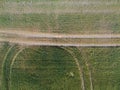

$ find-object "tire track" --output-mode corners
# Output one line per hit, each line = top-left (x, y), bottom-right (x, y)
(61, 47), (85, 90)
(2, 45), (15, 90)
(77, 48), (94, 90)
(9, 48), (24, 89)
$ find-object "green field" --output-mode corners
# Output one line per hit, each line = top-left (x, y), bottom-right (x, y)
(0, 43), (120, 90)
(0, 0), (120, 90)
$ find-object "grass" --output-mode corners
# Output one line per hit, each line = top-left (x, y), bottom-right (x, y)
(10, 46), (80, 90)
(1, 44), (20, 90)
(0, 13), (120, 33)
(0, 0), (120, 34)
(0, 0), (120, 90)
(0, 43), (120, 90)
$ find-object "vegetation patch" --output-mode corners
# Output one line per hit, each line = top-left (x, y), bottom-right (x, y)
(0, 43), (120, 90)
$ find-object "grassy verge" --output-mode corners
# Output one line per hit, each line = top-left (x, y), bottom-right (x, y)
(0, 13), (120, 34)
(0, 0), (120, 34)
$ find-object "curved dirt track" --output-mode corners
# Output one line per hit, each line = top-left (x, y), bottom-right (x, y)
(0, 29), (120, 47)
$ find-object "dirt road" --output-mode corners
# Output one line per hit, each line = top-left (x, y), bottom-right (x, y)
(0, 29), (120, 47)
(0, 30), (120, 39)
(0, 38), (120, 47)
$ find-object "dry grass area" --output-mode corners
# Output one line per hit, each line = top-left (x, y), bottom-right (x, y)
(0, 0), (120, 34)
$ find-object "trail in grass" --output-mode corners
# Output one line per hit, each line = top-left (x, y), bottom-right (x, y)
(77, 48), (94, 90)
(2, 45), (15, 90)
(61, 47), (85, 90)
(9, 48), (24, 89)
